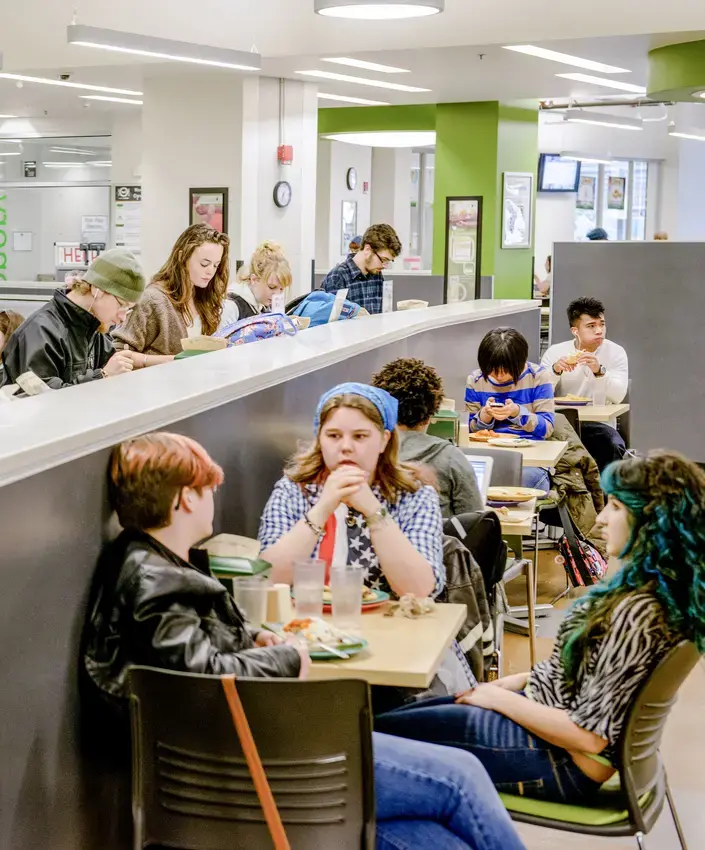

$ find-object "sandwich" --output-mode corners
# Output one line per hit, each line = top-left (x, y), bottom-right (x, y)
(566, 348), (587, 366)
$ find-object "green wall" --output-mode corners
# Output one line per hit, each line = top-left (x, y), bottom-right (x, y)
(319, 101), (538, 299)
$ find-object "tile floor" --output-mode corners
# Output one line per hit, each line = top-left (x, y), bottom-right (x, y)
(502, 549), (705, 850)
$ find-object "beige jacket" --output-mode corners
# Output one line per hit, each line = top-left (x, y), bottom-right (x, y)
(112, 285), (190, 356)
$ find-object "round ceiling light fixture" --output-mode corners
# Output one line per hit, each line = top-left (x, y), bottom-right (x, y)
(694, 90), (705, 99)
(315, 0), (444, 20)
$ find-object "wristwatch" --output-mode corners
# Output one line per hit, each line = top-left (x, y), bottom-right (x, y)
(595, 365), (606, 377)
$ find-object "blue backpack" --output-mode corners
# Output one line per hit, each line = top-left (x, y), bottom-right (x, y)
(289, 291), (361, 327)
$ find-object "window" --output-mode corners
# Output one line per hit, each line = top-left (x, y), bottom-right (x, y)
(574, 159), (650, 241)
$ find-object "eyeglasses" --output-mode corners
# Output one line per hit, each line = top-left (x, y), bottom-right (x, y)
(113, 293), (132, 309)
(374, 251), (394, 268)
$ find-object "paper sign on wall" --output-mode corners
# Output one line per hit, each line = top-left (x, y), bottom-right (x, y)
(270, 293), (286, 315)
(12, 231), (33, 252)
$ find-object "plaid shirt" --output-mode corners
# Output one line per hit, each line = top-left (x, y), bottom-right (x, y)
(320, 255), (384, 314)
(258, 476), (445, 598)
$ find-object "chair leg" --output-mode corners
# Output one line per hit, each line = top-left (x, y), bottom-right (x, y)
(666, 780), (690, 850)
(635, 832), (646, 850)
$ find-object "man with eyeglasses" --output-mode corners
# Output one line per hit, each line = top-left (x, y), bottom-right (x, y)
(1, 248), (146, 391)
(321, 223), (402, 314)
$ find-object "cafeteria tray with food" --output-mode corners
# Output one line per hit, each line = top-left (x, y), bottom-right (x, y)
(263, 617), (368, 660)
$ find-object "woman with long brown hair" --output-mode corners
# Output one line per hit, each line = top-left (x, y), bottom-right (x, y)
(113, 224), (229, 367)
(258, 382), (443, 598)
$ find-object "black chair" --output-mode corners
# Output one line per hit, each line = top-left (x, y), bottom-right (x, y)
(500, 641), (699, 849)
(555, 406), (581, 438)
(129, 667), (376, 849)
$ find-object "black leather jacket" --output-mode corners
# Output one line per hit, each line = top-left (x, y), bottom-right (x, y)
(0, 289), (114, 389)
(82, 530), (301, 709)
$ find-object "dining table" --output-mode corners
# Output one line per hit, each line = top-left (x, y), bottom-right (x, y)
(556, 402), (630, 424)
(307, 602), (467, 688)
(459, 425), (569, 468)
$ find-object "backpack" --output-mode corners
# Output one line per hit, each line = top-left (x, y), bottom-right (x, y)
(226, 293), (258, 320)
(555, 500), (607, 587)
(215, 313), (298, 347)
(288, 291), (361, 327)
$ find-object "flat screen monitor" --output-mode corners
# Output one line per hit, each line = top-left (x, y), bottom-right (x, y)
(462, 455), (494, 504)
(538, 153), (581, 193)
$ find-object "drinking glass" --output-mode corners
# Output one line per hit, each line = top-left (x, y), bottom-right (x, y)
(232, 577), (270, 627)
(330, 565), (363, 634)
(293, 559), (326, 618)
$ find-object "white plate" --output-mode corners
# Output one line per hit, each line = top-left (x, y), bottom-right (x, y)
(488, 437), (532, 447)
(487, 487), (546, 502)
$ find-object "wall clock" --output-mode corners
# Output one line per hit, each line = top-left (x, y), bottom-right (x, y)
(346, 167), (357, 191)
(273, 180), (292, 208)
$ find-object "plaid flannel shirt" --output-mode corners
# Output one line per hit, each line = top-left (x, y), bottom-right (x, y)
(258, 476), (445, 599)
(320, 255), (384, 314)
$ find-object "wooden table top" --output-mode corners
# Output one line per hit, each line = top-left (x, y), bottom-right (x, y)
(307, 602), (466, 688)
(459, 425), (569, 468)
(556, 403), (630, 423)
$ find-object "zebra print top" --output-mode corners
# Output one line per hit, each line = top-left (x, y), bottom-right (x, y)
(527, 591), (678, 763)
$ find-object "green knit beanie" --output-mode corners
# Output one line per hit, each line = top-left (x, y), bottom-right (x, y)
(84, 248), (146, 303)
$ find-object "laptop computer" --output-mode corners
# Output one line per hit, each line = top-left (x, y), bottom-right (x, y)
(463, 454), (494, 505)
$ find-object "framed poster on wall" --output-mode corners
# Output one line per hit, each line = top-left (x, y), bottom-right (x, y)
(443, 196), (483, 303)
(189, 187), (228, 233)
(576, 175), (596, 210)
(501, 172), (533, 249)
(341, 200), (358, 255)
(607, 176), (626, 210)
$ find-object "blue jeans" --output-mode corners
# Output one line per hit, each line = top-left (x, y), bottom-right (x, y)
(375, 698), (602, 804)
(374, 732), (525, 850)
(522, 466), (550, 493)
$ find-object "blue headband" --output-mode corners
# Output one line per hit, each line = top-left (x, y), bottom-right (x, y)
(313, 382), (398, 433)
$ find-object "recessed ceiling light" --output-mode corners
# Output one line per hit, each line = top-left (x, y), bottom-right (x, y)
(317, 92), (391, 105)
(86, 161), (112, 166)
(296, 69), (429, 92)
(67, 25), (261, 71)
(556, 73), (646, 94)
(43, 161), (88, 167)
(669, 129), (705, 142)
(315, 0), (443, 19)
(503, 45), (630, 74)
(322, 57), (410, 74)
(0, 114), (17, 118)
(49, 146), (96, 155)
(0, 151), (21, 156)
(79, 95), (143, 105)
(561, 151), (614, 165)
(323, 130), (436, 147)
(0, 73), (143, 96)
(563, 111), (643, 131)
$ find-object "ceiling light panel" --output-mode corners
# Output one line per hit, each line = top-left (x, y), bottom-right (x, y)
(80, 95), (144, 105)
(322, 57), (410, 73)
(0, 114), (17, 118)
(49, 147), (95, 154)
(0, 73), (142, 96)
(564, 111), (643, 131)
(503, 45), (630, 74)
(67, 25), (261, 71)
(669, 130), (705, 142)
(315, 0), (444, 19)
(556, 73), (646, 94)
(296, 69), (429, 92)
(324, 131), (436, 147)
(317, 92), (391, 105)
(561, 151), (614, 164)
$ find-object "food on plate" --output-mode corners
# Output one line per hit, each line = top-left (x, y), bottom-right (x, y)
(281, 617), (355, 645)
(565, 349), (587, 366)
(321, 584), (378, 604)
(488, 437), (530, 447)
(487, 486), (542, 503)
(469, 430), (500, 442)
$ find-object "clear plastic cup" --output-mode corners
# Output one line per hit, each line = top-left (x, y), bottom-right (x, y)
(293, 559), (326, 618)
(330, 565), (363, 634)
(232, 577), (270, 627)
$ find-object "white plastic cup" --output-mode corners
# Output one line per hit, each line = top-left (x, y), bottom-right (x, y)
(232, 577), (270, 627)
(330, 565), (363, 634)
(293, 559), (326, 618)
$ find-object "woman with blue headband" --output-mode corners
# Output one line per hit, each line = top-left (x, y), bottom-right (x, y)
(259, 382), (443, 598)
(376, 451), (705, 804)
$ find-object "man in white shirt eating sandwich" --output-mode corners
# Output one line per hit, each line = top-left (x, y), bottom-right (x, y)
(541, 297), (627, 470)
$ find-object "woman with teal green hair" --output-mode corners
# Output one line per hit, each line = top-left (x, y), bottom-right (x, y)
(376, 450), (705, 803)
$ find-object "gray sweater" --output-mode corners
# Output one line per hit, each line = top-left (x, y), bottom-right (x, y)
(399, 430), (483, 519)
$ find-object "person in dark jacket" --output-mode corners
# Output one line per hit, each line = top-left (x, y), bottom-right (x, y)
(0, 248), (145, 389)
(82, 431), (526, 850)
(372, 357), (483, 518)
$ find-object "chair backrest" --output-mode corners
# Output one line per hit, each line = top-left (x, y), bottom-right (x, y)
(129, 667), (376, 850)
(460, 446), (522, 487)
(619, 640), (700, 828)
(460, 454), (494, 502)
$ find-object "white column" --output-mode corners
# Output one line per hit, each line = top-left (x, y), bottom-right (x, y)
(371, 147), (412, 264)
(110, 112), (143, 186)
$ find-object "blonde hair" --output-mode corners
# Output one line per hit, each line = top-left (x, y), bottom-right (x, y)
(69, 279), (92, 295)
(286, 394), (418, 503)
(238, 241), (292, 290)
(153, 224), (230, 336)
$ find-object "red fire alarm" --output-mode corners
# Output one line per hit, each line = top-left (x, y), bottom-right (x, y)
(277, 144), (294, 165)
(363, 181), (370, 194)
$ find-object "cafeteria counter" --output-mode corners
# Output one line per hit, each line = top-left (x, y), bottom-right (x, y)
(0, 299), (539, 850)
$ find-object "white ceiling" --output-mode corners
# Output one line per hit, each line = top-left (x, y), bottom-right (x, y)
(0, 0), (704, 123)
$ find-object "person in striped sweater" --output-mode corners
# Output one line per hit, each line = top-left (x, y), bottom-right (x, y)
(465, 327), (555, 441)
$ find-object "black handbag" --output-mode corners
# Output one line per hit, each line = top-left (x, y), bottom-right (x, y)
(556, 500), (607, 587)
